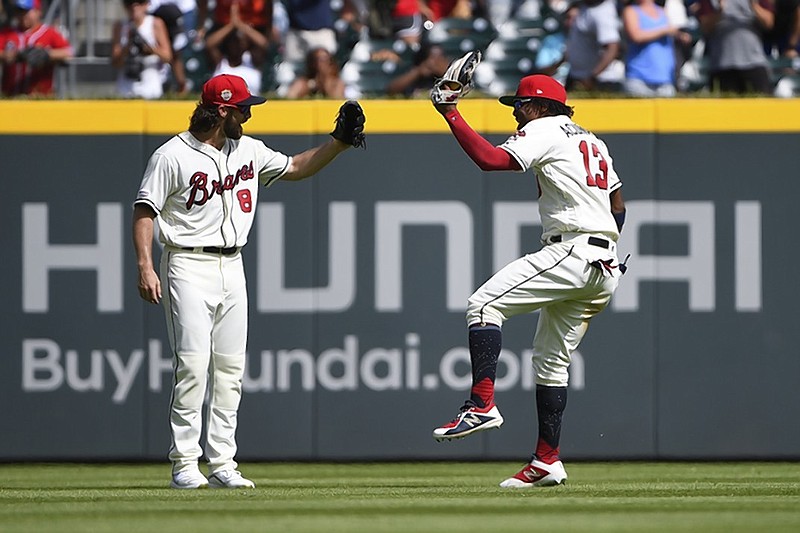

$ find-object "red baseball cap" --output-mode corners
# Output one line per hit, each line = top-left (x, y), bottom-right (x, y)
(14, 0), (41, 10)
(499, 75), (567, 106)
(201, 74), (266, 107)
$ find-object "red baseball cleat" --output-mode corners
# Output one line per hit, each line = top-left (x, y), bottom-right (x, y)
(432, 401), (504, 441)
(499, 456), (568, 488)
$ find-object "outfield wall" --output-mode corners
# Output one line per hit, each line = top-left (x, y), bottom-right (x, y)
(1, 99), (798, 461)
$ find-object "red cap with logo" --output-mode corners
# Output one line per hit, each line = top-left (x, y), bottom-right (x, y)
(499, 75), (567, 106)
(201, 74), (267, 107)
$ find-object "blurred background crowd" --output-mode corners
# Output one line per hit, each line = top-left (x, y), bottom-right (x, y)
(1, 0), (799, 99)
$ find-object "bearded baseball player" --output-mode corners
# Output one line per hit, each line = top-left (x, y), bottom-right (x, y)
(430, 55), (626, 488)
(133, 74), (365, 489)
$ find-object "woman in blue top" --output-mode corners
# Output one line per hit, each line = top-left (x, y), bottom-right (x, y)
(622, 0), (691, 96)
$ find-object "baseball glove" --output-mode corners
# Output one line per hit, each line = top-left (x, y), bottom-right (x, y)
(18, 47), (50, 69)
(430, 50), (482, 105)
(330, 100), (366, 149)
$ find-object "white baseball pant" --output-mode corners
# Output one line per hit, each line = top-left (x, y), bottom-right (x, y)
(466, 236), (620, 387)
(160, 247), (248, 476)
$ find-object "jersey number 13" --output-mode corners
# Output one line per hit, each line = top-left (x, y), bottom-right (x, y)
(578, 140), (609, 190)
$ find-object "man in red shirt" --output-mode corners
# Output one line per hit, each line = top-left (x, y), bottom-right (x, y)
(0, 0), (73, 96)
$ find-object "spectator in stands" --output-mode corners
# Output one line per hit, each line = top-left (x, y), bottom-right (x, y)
(148, 0), (192, 94)
(391, 0), (426, 46)
(697, 0), (774, 95)
(622, 0), (691, 96)
(285, 46), (345, 98)
(425, 0), (474, 21)
(534, 25), (569, 84)
(661, 0), (694, 77)
(564, 0), (623, 92)
(282, 0), (337, 62)
(0, 0), (73, 97)
(199, 0), (273, 65)
(663, 0), (690, 28)
(168, 0), (198, 38)
(206, 4), (268, 94)
(112, 0), (173, 100)
(333, 0), (369, 59)
(0, 2), (9, 27)
(763, 0), (800, 59)
(386, 42), (450, 96)
(765, 0), (800, 95)
(483, 0), (515, 28)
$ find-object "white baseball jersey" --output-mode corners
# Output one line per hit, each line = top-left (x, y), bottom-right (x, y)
(135, 131), (291, 248)
(135, 130), (289, 477)
(499, 115), (622, 243)
(467, 113), (623, 388)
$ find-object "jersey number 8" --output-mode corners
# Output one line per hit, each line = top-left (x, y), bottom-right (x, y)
(237, 190), (253, 212)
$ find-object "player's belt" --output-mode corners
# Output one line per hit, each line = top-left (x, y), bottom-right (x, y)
(548, 235), (610, 249)
(181, 246), (240, 255)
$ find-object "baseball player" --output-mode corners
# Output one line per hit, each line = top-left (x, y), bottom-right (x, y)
(430, 72), (626, 487)
(132, 74), (365, 489)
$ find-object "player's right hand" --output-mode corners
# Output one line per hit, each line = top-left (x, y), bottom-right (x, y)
(138, 268), (162, 304)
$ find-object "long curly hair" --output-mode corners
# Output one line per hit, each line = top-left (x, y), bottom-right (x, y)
(305, 47), (339, 79)
(189, 103), (222, 133)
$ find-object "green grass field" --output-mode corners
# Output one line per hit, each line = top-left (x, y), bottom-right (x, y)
(2, 462), (799, 532)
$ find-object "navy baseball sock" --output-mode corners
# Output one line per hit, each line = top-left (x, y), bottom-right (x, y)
(468, 323), (502, 408)
(535, 385), (568, 464)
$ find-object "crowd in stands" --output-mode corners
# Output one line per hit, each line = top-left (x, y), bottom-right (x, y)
(0, 0), (799, 98)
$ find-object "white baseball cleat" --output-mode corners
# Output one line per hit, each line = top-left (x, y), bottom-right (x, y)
(432, 401), (504, 441)
(170, 469), (209, 489)
(499, 457), (567, 488)
(208, 470), (256, 489)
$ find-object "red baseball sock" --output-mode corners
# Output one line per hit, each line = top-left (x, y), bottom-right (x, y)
(535, 439), (560, 464)
(470, 377), (495, 409)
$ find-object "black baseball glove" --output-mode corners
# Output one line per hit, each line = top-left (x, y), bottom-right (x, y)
(330, 100), (366, 149)
(18, 47), (51, 69)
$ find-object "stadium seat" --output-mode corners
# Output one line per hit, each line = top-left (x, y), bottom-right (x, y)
(496, 15), (562, 40)
(474, 57), (536, 96)
(340, 58), (400, 95)
(677, 57), (709, 93)
(349, 38), (417, 65)
(273, 60), (306, 97)
(484, 35), (541, 61)
(427, 17), (497, 56)
(770, 56), (800, 97)
(182, 42), (213, 93)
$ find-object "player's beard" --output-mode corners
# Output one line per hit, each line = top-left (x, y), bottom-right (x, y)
(223, 114), (244, 140)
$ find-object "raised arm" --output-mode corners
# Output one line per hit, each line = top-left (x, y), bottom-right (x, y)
(433, 103), (520, 171)
(280, 101), (365, 179)
(280, 139), (351, 181)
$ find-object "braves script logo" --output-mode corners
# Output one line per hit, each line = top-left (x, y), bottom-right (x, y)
(186, 161), (255, 209)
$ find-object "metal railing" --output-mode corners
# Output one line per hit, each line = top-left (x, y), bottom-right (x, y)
(47, 0), (120, 98)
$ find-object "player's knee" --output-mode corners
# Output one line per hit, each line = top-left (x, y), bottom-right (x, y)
(532, 354), (570, 388)
(212, 352), (246, 377)
(466, 295), (504, 327)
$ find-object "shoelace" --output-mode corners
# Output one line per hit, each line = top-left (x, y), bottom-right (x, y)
(214, 470), (241, 481)
(447, 400), (478, 423)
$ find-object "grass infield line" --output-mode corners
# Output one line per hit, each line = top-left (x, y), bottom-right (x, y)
(1, 462), (799, 532)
